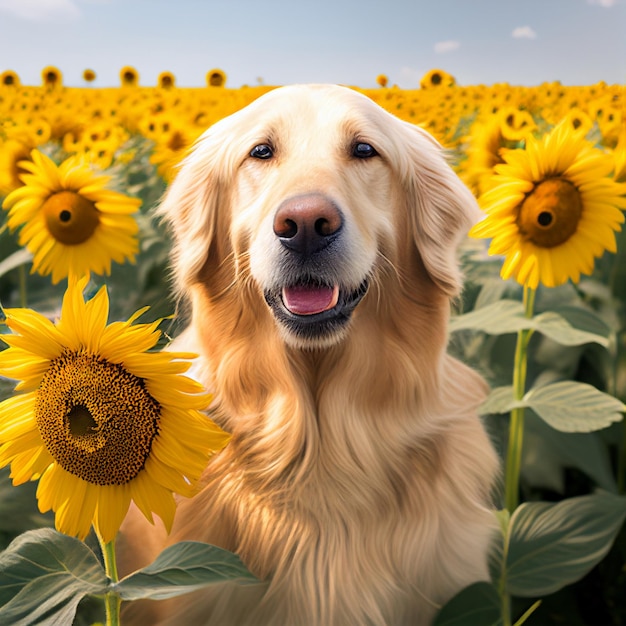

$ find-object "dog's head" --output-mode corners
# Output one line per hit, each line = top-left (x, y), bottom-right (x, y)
(159, 84), (480, 350)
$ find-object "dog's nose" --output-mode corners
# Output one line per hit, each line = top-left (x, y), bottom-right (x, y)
(273, 194), (343, 255)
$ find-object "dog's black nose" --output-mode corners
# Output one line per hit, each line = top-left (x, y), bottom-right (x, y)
(273, 194), (343, 255)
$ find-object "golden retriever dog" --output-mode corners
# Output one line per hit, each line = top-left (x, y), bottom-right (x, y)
(120, 84), (499, 626)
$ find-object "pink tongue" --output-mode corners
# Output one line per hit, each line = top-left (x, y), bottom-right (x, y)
(282, 285), (339, 315)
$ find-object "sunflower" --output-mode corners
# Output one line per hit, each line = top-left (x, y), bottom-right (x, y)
(420, 68), (455, 90)
(206, 68), (227, 87)
(120, 65), (139, 87)
(499, 107), (537, 142)
(0, 276), (230, 542)
(1, 70), (20, 86)
(2, 150), (140, 284)
(158, 71), (176, 89)
(461, 114), (521, 196)
(562, 107), (594, 136)
(376, 74), (388, 88)
(614, 130), (626, 183)
(470, 121), (626, 289)
(41, 65), (62, 89)
(0, 139), (35, 196)
(83, 68), (97, 83)
(150, 123), (196, 182)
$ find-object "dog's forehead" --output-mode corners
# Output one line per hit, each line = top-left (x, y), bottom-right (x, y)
(242, 84), (386, 137)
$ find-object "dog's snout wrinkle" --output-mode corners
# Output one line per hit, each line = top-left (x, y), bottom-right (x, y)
(273, 194), (343, 256)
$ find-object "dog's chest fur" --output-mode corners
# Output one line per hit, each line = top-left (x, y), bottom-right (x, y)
(162, 325), (498, 626)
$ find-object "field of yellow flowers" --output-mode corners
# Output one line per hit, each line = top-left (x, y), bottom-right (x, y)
(0, 67), (625, 626)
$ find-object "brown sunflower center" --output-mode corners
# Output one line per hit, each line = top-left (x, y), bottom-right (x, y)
(167, 131), (186, 151)
(35, 350), (161, 486)
(516, 178), (583, 248)
(42, 191), (100, 245)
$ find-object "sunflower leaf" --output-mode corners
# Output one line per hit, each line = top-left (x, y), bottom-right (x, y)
(502, 491), (626, 597)
(523, 412), (618, 493)
(524, 381), (625, 432)
(449, 300), (609, 347)
(115, 541), (259, 601)
(480, 381), (624, 433)
(479, 385), (521, 415)
(0, 528), (108, 626)
(433, 581), (502, 626)
(0, 248), (32, 280)
(449, 300), (528, 335)
(531, 311), (609, 347)
(549, 305), (611, 340)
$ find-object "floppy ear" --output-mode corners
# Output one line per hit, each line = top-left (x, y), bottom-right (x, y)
(155, 128), (232, 296)
(396, 122), (482, 297)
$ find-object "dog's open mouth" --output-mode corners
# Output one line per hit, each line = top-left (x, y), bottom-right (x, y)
(264, 280), (369, 341)
(282, 284), (339, 316)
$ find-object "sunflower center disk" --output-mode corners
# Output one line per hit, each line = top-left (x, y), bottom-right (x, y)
(42, 191), (100, 245)
(35, 350), (161, 486)
(516, 178), (583, 248)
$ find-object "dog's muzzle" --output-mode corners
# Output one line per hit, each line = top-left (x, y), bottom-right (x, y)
(264, 194), (369, 343)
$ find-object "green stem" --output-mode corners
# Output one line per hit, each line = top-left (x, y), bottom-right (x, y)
(615, 372), (624, 491)
(501, 584), (512, 626)
(613, 328), (626, 494)
(97, 531), (121, 626)
(504, 286), (535, 513)
(501, 287), (535, 626)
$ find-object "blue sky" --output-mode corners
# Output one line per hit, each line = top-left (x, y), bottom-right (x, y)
(0, 0), (624, 88)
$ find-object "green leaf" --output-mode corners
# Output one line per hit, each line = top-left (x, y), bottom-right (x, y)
(532, 312), (609, 347)
(505, 491), (626, 597)
(550, 305), (611, 340)
(449, 300), (527, 335)
(0, 248), (32, 279)
(433, 582), (501, 626)
(0, 528), (108, 626)
(479, 382), (624, 433)
(450, 300), (609, 347)
(480, 386), (520, 415)
(115, 541), (258, 601)
(524, 412), (618, 493)
(0, 468), (53, 536)
(524, 381), (624, 433)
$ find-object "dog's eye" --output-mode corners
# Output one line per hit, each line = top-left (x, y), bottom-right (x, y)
(250, 144), (274, 159)
(352, 142), (378, 159)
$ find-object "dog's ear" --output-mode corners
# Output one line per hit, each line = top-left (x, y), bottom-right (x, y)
(396, 122), (482, 297)
(156, 128), (232, 295)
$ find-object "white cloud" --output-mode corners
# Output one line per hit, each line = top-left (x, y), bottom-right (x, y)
(434, 40), (460, 54)
(512, 26), (538, 39)
(587, 0), (618, 6)
(0, 0), (81, 20)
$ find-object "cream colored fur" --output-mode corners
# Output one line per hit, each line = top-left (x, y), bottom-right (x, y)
(119, 84), (499, 626)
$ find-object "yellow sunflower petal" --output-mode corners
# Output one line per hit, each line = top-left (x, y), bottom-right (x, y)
(94, 484), (132, 543)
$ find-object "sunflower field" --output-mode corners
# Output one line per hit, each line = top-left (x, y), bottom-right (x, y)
(0, 67), (625, 626)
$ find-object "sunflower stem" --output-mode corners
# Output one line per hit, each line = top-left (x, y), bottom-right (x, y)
(504, 286), (535, 513)
(618, 389), (626, 495)
(97, 530), (121, 626)
(501, 287), (535, 626)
